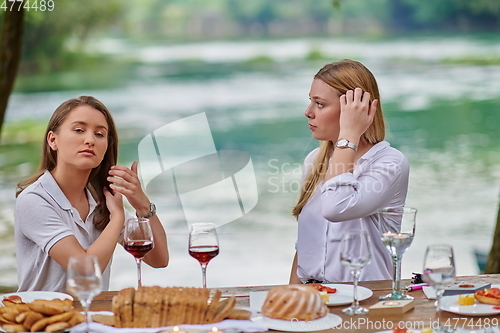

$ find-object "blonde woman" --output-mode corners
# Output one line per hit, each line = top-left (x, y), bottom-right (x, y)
(15, 96), (169, 292)
(290, 60), (409, 284)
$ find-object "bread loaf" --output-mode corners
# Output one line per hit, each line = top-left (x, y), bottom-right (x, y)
(262, 285), (328, 321)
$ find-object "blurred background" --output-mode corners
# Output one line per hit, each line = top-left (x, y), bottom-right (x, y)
(1, 0), (500, 291)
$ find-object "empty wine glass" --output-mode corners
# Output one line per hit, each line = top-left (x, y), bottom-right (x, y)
(378, 206), (417, 300)
(66, 254), (102, 333)
(188, 223), (219, 288)
(340, 229), (372, 315)
(422, 245), (456, 315)
(124, 217), (154, 287)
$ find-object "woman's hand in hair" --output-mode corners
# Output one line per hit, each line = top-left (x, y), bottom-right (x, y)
(103, 187), (124, 222)
(107, 161), (150, 216)
(338, 87), (378, 141)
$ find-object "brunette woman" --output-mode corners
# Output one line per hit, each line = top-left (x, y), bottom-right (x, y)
(15, 96), (169, 291)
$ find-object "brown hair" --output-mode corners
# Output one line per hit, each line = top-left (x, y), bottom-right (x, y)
(292, 59), (386, 218)
(16, 96), (119, 230)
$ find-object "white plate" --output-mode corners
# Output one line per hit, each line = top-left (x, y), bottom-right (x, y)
(251, 313), (342, 332)
(322, 284), (373, 306)
(1, 291), (73, 303)
(440, 295), (500, 316)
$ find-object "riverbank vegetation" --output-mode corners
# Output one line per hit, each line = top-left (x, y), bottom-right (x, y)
(3, 0), (500, 82)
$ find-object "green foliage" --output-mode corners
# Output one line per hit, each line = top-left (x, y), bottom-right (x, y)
(246, 55), (274, 64)
(399, 0), (500, 30)
(5, 0), (500, 79)
(20, 0), (126, 73)
(305, 47), (328, 61)
(441, 56), (500, 65)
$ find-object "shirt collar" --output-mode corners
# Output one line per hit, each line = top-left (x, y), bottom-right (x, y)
(358, 141), (390, 163)
(39, 170), (97, 211)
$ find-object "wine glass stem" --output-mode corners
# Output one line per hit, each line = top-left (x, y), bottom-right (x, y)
(436, 288), (444, 315)
(136, 258), (143, 288)
(80, 300), (90, 333)
(201, 263), (208, 288)
(351, 269), (361, 309)
(392, 254), (403, 294)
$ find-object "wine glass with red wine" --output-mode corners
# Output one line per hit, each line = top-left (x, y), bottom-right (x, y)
(188, 223), (219, 288)
(124, 217), (154, 287)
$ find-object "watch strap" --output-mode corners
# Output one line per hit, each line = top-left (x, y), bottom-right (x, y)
(336, 138), (358, 152)
(137, 202), (156, 219)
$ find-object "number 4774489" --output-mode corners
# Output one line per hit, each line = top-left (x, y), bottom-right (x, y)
(1, 0), (55, 11)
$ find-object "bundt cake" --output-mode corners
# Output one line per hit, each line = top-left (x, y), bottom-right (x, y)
(262, 285), (328, 321)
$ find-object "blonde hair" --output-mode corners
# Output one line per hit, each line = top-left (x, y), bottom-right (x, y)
(16, 96), (119, 230)
(292, 59), (385, 218)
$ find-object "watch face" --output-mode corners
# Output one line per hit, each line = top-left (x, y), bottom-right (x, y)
(337, 139), (348, 147)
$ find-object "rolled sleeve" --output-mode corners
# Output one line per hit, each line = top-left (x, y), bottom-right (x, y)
(320, 159), (405, 222)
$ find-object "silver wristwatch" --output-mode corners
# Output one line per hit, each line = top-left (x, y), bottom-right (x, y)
(335, 138), (358, 152)
(137, 202), (156, 219)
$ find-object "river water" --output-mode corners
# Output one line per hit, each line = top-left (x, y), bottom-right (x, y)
(1, 36), (500, 290)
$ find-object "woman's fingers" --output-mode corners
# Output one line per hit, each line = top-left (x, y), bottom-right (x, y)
(345, 89), (354, 102)
(353, 87), (363, 102)
(109, 166), (135, 181)
(108, 165), (141, 189)
(343, 88), (371, 110)
(368, 99), (378, 121)
(131, 161), (139, 175)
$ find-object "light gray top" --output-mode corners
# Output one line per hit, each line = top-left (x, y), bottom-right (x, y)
(14, 171), (125, 292)
(296, 141), (410, 283)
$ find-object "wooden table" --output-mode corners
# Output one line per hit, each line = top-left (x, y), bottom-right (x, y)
(82, 274), (500, 333)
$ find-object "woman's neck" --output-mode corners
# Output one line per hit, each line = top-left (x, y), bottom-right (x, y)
(50, 166), (91, 203)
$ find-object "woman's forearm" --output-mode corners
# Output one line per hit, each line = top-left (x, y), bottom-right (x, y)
(142, 215), (169, 267)
(289, 251), (302, 284)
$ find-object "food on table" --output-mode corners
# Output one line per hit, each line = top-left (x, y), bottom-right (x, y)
(92, 313), (115, 326)
(2, 296), (23, 304)
(261, 285), (328, 321)
(226, 308), (252, 320)
(306, 284), (337, 303)
(474, 287), (500, 305)
(458, 294), (475, 305)
(111, 286), (242, 328)
(307, 283), (338, 293)
(0, 296), (84, 332)
(392, 327), (408, 333)
(318, 291), (330, 303)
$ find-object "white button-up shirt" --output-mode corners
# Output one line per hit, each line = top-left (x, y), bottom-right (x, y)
(296, 141), (410, 283)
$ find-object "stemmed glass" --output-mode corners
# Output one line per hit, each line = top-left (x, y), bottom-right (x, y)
(378, 206), (417, 300)
(188, 223), (219, 288)
(124, 217), (154, 288)
(340, 229), (372, 315)
(66, 254), (102, 333)
(422, 245), (456, 316)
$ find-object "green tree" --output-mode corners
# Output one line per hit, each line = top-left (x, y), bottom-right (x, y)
(399, 0), (500, 31)
(21, 0), (125, 73)
(0, 7), (24, 144)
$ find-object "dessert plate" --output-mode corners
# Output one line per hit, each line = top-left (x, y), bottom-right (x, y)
(1, 291), (73, 304)
(440, 295), (500, 316)
(321, 284), (373, 306)
(251, 313), (342, 332)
